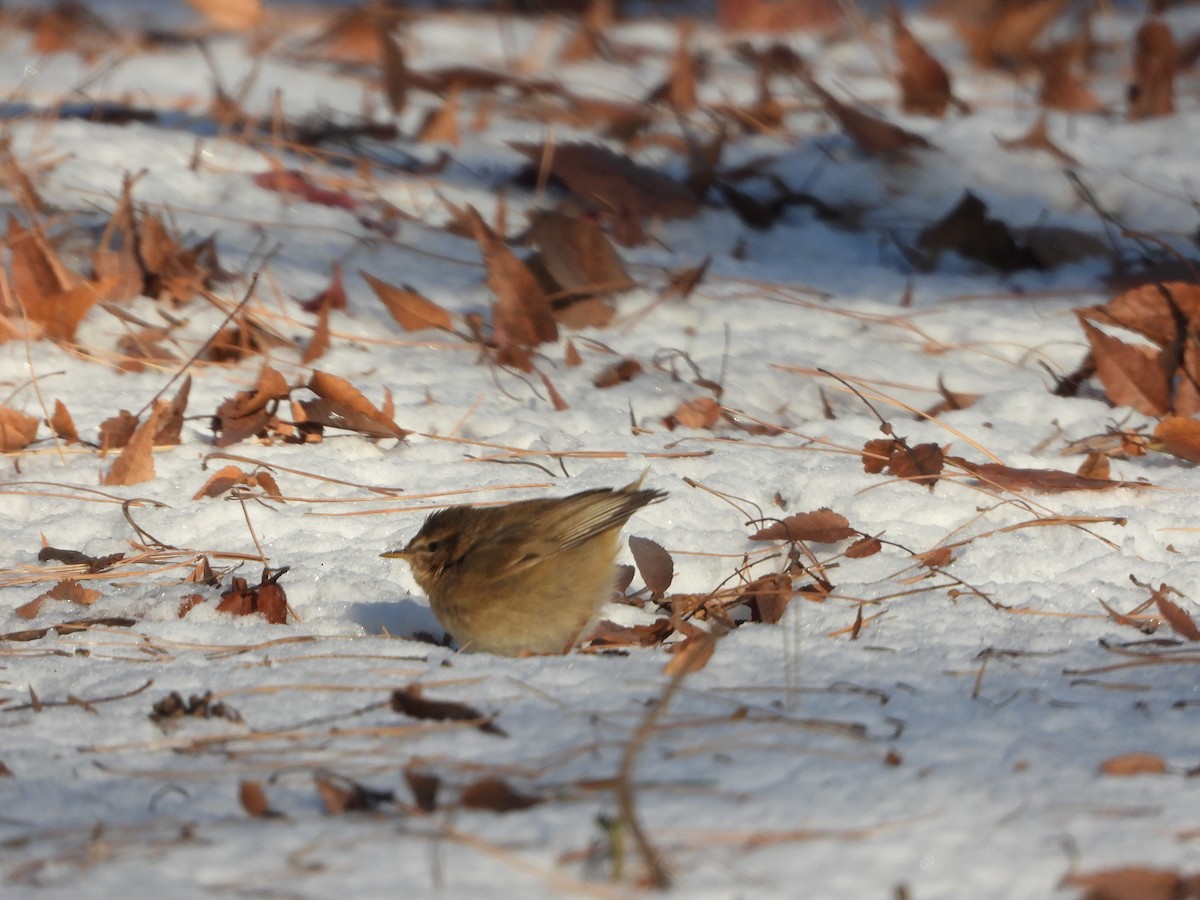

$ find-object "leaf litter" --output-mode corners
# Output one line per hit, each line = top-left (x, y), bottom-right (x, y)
(0, 2), (1199, 898)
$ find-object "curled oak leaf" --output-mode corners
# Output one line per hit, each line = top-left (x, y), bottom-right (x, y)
(305, 371), (410, 440)
(750, 508), (856, 543)
(1150, 416), (1200, 464)
(391, 685), (506, 736)
(628, 536), (673, 598)
(1098, 752), (1168, 776)
(1129, 19), (1176, 121)
(458, 777), (542, 813)
(0, 405), (39, 452)
(1076, 317), (1170, 417)
(888, 5), (953, 117)
(361, 271), (453, 332)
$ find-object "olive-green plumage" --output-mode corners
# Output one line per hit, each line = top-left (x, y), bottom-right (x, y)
(382, 484), (665, 656)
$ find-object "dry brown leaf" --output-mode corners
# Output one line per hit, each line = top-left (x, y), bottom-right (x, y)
(391, 685), (504, 736)
(156, 376), (191, 446)
(527, 210), (633, 298)
(750, 508), (856, 543)
(889, 5), (953, 117)
(997, 115), (1078, 165)
(664, 396), (722, 430)
(417, 82), (462, 145)
(48, 399), (79, 444)
(663, 628), (719, 675)
(306, 370), (409, 440)
(238, 780), (272, 817)
(102, 402), (163, 486)
(1077, 317), (1170, 417)
(918, 192), (1030, 272)
(564, 340), (582, 367)
(963, 0), (1070, 68)
(1153, 589), (1200, 641)
(845, 535), (883, 558)
(1039, 41), (1103, 113)
(1129, 19), (1176, 121)
(593, 357), (642, 388)
(218, 571), (288, 624)
(301, 299), (331, 365)
(955, 458), (1130, 493)
(194, 465), (251, 500)
(1060, 866), (1185, 900)
(1084, 282), (1200, 349)
(887, 442), (945, 487)
(0, 405), (39, 452)
(379, 18), (408, 114)
(661, 256), (711, 301)
(299, 263), (348, 314)
(628, 535), (674, 597)
(92, 176), (144, 303)
(1098, 752), (1168, 776)
(738, 573), (793, 624)
(509, 142), (701, 221)
(716, 0), (842, 32)
(361, 271), (454, 332)
(405, 768), (440, 812)
(188, 0), (263, 30)
(801, 71), (932, 157)
(466, 206), (557, 350)
(1075, 451), (1111, 481)
(1151, 416), (1200, 463)
(458, 777), (541, 813)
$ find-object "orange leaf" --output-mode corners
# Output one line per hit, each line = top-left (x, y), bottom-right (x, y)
(1151, 416), (1200, 464)
(751, 508), (856, 543)
(1153, 590), (1200, 641)
(361, 271), (453, 332)
(102, 403), (163, 486)
(307, 370), (409, 440)
(1077, 317), (1170, 416)
(1098, 752), (1168, 776)
(0, 405), (39, 452)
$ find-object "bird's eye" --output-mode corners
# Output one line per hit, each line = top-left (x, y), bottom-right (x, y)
(425, 539), (442, 552)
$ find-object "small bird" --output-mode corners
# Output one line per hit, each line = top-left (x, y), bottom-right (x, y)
(382, 483), (665, 656)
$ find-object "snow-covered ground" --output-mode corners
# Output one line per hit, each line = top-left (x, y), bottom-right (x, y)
(2, 2), (1199, 897)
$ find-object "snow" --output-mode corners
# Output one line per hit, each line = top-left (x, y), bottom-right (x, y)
(1, 2), (1199, 897)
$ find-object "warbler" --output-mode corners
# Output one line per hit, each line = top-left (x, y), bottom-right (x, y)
(382, 483), (665, 656)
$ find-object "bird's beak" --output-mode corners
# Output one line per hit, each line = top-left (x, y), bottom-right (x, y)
(380, 549), (410, 559)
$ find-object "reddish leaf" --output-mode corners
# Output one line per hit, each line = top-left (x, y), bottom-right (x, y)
(466, 206), (557, 350)
(1151, 416), (1200, 463)
(593, 357), (642, 388)
(1152, 589), (1200, 641)
(889, 5), (953, 117)
(238, 780), (274, 817)
(253, 169), (358, 211)
(801, 71), (932, 157)
(1061, 866), (1184, 900)
(1129, 19), (1176, 121)
(391, 685), (505, 736)
(102, 403), (163, 486)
